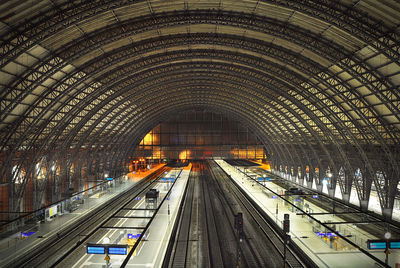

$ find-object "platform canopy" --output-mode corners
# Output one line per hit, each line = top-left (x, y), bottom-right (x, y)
(0, 0), (399, 217)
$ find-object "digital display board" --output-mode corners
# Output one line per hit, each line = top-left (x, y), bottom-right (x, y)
(108, 246), (127, 255)
(106, 177), (113, 181)
(367, 240), (400, 250)
(87, 245), (106, 254)
(87, 244), (128, 255)
(389, 241), (400, 249)
(367, 241), (387, 249)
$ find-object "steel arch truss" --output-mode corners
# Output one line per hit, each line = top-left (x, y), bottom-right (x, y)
(0, 1), (399, 220)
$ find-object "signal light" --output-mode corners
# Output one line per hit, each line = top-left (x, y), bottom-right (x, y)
(235, 213), (243, 234)
(283, 213), (290, 233)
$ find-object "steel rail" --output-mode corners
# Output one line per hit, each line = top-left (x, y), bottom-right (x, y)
(210, 160), (311, 268)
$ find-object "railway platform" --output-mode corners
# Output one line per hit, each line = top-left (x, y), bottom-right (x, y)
(0, 164), (165, 267)
(216, 160), (398, 268)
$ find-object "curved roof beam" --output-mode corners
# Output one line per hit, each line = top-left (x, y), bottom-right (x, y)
(1, 0), (399, 66)
(2, 12), (397, 144)
(3, 46), (396, 186)
(2, 34), (396, 157)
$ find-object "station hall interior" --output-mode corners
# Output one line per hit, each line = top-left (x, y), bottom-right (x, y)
(1, 0), (400, 267)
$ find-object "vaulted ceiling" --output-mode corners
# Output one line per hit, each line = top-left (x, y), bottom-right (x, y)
(1, 1), (400, 213)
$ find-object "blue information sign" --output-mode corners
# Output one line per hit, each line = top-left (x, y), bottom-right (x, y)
(161, 177), (175, 182)
(257, 177), (271, 181)
(87, 245), (106, 254)
(21, 231), (35, 237)
(106, 177), (113, 181)
(128, 233), (141, 239)
(108, 246), (127, 255)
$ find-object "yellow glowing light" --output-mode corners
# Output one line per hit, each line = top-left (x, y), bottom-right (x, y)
(179, 150), (191, 160)
(141, 132), (153, 145)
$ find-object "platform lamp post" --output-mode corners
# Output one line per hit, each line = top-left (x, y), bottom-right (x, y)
(283, 214), (290, 268)
(103, 237), (111, 268)
(384, 231), (391, 266)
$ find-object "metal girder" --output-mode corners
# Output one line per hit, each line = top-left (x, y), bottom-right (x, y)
(2, 0), (399, 68)
(3, 55), (396, 213)
(3, 33), (396, 168)
(41, 10), (396, 126)
(2, 9), (399, 134)
(2, 33), (396, 168)
(2, 8), (396, 178)
(2, 33), (318, 153)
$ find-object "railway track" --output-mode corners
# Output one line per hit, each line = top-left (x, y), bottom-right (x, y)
(209, 160), (285, 268)
(166, 161), (311, 268)
(210, 161), (311, 268)
(164, 163), (214, 267)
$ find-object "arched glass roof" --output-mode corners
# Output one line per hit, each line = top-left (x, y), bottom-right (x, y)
(0, 0), (399, 216)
